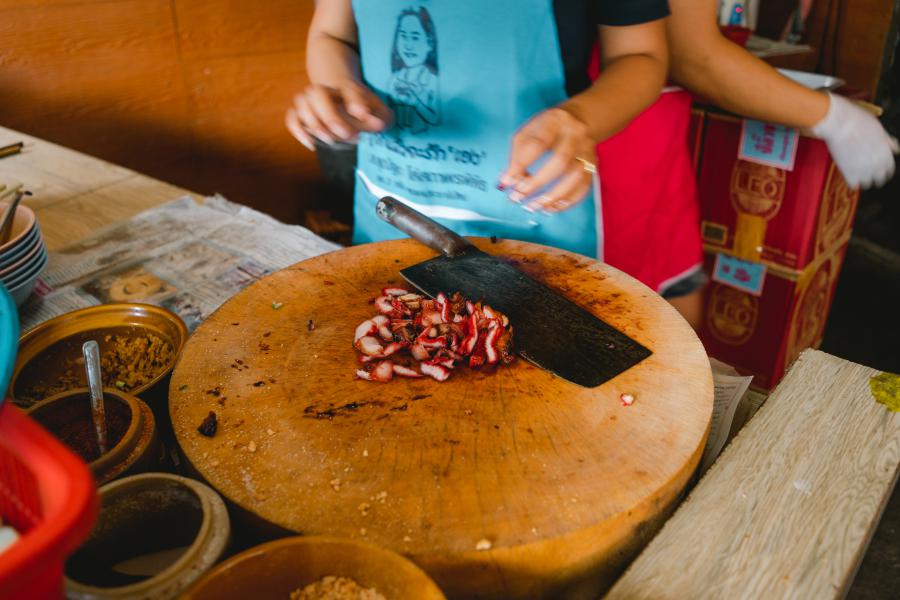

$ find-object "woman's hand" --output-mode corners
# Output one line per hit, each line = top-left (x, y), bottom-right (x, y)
(499, 106), (596, 213)
(496, 18), (666, 214)
(286, 80), (392, 149)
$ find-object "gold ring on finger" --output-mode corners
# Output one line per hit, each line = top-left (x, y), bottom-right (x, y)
(575, 156), (597, 174)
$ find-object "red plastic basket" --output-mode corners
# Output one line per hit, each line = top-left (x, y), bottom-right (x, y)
(0, 402), (97, 600)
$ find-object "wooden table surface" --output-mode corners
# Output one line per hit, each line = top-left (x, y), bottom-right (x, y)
(2, 124), (896, 600)
(0, 125), (199, 251)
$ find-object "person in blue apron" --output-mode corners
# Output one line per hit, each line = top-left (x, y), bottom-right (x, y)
(286, 1), (669, 258)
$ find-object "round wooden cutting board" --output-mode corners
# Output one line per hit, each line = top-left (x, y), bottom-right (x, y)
(170, 238), (713, 599)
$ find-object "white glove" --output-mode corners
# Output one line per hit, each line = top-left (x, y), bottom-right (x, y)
(810, 93), (899, 189)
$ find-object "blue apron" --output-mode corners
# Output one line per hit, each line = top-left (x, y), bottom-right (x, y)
(351, 1), (599, 258)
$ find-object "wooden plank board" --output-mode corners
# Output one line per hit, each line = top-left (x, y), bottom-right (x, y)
(170, 238), (714, 599)
(173, 0), (313, 58)
(606, 349), (900, 600)
(180, 49), (321, 224)
(183, 51), (313, 174)
(0, 0), (192, 170)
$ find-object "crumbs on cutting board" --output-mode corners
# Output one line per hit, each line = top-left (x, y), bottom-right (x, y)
(197, 411), (217, 437)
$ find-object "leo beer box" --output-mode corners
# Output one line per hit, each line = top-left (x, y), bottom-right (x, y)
(699, 240), (849, 391)
(697, 112), (859, 272)
(688, 108), (706, 174)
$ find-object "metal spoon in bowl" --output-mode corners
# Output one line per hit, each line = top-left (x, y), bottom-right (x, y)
(82, 340), (108, 455)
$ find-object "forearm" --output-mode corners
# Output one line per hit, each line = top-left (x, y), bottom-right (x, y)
(668, 1), (828, 128)
(563, 52), (666, 141)
(289, 2), (391, 145)
(306, 33), (363, 87)
(305, 0), (363, 87)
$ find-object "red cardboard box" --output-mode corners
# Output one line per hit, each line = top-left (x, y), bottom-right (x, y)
(698, 112), (859, 271)
(699, 240), (848, 391)
(688, 108), (706, 175)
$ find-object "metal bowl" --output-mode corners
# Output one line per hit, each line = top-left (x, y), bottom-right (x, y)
(10, 303), (187, 408)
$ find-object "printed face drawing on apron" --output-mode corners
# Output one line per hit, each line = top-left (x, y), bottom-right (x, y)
(352, 1), (601, 258)
(387, 8), (441, 134)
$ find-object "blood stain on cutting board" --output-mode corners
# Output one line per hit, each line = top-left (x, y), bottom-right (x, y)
(303, 401), (387, 420)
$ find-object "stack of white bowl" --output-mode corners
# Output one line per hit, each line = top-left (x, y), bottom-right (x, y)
(0, 202), (47, 306)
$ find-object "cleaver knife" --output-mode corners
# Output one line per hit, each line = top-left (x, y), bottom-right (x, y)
(376, 197), (651, 387)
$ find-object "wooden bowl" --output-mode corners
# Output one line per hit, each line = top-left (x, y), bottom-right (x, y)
(183, 536), (446, 600)
(10, 303), (187, 408)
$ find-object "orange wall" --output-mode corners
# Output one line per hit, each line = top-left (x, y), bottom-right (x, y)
(0, 0), (319, 224)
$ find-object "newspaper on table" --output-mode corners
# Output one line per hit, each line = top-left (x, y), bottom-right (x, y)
(700, 358), (755, 474)
(19, 195), (339, 331)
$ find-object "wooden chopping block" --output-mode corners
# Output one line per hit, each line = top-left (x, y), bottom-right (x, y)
(170, 239), (713, 599)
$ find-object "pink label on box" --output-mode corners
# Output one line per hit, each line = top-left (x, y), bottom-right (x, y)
(712, 253), (767, 296)
(738, 119), (799, 171)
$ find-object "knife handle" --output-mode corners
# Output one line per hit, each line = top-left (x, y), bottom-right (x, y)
(376, 196), (475, 258)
